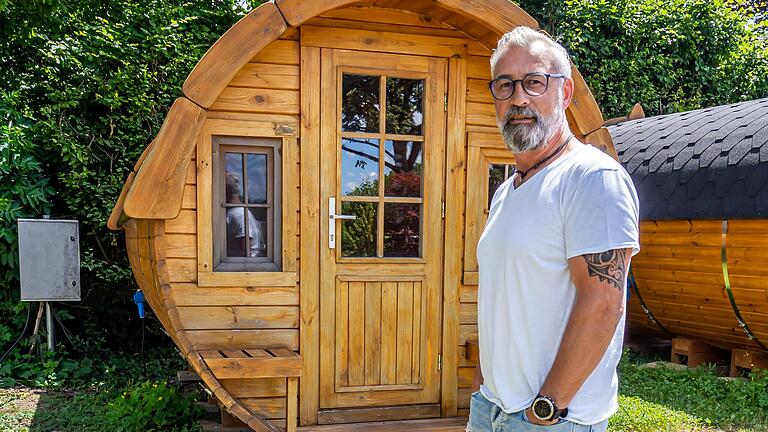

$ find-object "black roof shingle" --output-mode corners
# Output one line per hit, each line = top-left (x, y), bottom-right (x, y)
(610, 98), (768, 220)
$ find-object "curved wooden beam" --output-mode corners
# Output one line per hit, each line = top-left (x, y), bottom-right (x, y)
(124, 98), (206, 220)
(108, 137), (158, 230)
(275, 0), (362, 27)
(567, 65), (605, 136)
(584, 127), (618, 160)
(107, 172), (135, 230)
(434, 0), (538, 32)
(182, 2), (287, 108)
(276, 0), (537, 31)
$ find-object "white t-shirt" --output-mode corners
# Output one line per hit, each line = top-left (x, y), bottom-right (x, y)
(476, 143), (639, 425)
(226, 208), (265, 257)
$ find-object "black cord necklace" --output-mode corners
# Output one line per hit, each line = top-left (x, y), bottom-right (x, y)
(516, 134), (575, 180)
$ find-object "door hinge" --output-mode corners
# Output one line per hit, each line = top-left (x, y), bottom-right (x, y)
(444, 93), (448, 112)
(438, 354), (442, 371)
(441, 201), (445, 219)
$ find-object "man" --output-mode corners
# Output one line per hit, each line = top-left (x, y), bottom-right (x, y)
(225, 172), (266, 257)
(468, 27), (639, 432)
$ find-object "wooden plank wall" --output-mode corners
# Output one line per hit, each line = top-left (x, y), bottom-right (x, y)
(630, 220), (768, 351)
(163, 30), (302, 425)
(454, 53), (494, 416)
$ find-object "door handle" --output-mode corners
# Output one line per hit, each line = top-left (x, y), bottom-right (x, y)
(329, 197), (356, 249)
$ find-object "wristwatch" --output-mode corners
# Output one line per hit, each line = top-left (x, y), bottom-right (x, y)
(531, 394), (568, 422)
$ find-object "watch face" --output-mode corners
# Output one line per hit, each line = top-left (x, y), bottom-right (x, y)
(533, 398), (554, 420)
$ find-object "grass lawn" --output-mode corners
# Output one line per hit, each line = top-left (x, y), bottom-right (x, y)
(611, 349), (768, 432)
(1, 347), (767, 431)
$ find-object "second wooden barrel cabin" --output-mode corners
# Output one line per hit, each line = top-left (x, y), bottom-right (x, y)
(108, 1), (616, 430)
(611, 98), (768, 373)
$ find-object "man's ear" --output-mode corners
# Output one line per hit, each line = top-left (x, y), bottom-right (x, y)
(561, 77), (575, 109)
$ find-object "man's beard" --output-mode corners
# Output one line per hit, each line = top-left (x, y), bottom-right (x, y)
(497, 101), (564, 153)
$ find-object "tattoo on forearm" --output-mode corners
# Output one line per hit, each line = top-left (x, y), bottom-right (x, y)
(583, 249), (626, 291)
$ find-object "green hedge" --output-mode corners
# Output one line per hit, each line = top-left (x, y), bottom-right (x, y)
(518, 0), (768, 117)
(0, 0), (256, 353)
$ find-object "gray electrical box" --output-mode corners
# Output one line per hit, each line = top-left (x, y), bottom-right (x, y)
(18, 219), (81, 301)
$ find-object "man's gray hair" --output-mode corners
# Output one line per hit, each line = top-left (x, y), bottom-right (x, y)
(490, 26), (571, 78)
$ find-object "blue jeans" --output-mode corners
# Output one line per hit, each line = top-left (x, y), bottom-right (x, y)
(467, 391), (608, 432)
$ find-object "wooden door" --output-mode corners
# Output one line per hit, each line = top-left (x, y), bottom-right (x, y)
(319, 49), (446, 415)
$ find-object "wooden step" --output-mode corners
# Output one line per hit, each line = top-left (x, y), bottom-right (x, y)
(199, 348), (302, 432)
(201, 348), (302, 379)
(298, 417), (468, 431)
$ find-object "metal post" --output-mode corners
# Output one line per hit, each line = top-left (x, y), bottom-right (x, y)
(45, 301), (55, 352)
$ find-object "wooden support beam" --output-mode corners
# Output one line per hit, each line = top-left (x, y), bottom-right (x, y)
(299, 44), (322, 426)
(287, 377), (299, 432)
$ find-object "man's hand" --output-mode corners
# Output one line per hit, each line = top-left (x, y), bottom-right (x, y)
(523, 406), (560, 426)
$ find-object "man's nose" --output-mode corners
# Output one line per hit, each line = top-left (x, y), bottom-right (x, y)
(508, 82), (530, 107)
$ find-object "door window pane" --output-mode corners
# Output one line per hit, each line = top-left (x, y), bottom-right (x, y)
(246, 153), (267, 204)
(341, 138), (379, 197)
(386, 78), (424, 136)
(384, 140), (422, 197)
(225, 153), (244, 204)
(384, 203), (420, 257)
(341, 202), (377, 257)
(342, 74), (380, 133)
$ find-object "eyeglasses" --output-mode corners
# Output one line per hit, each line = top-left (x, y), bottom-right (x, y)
(488, 72), (566, 100)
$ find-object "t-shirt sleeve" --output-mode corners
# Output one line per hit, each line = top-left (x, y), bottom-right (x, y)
(563, 167), (640, 259)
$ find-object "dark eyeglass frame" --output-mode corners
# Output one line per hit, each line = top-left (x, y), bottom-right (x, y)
(488, 72), (567, 100)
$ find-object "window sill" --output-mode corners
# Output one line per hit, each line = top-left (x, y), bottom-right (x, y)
(215, 262), (280, 273)
(198, 271), (297, 287)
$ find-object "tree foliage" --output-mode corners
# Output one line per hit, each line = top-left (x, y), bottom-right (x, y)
(517, 0), (768, 117)
(0, 0), (251, 352)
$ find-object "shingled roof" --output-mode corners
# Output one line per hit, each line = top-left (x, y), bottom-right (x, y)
(609, 98), (768, 220)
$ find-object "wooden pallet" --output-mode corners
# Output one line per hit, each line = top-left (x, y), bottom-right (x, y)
(730, 348), (768, 377)
(671, 337), (729, 368)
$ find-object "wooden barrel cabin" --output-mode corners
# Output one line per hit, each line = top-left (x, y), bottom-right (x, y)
(108, 1), (615, 430)
(611, 98), (768, 372)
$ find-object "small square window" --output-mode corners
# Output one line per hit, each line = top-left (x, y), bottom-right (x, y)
(212, 136), (282, 272)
